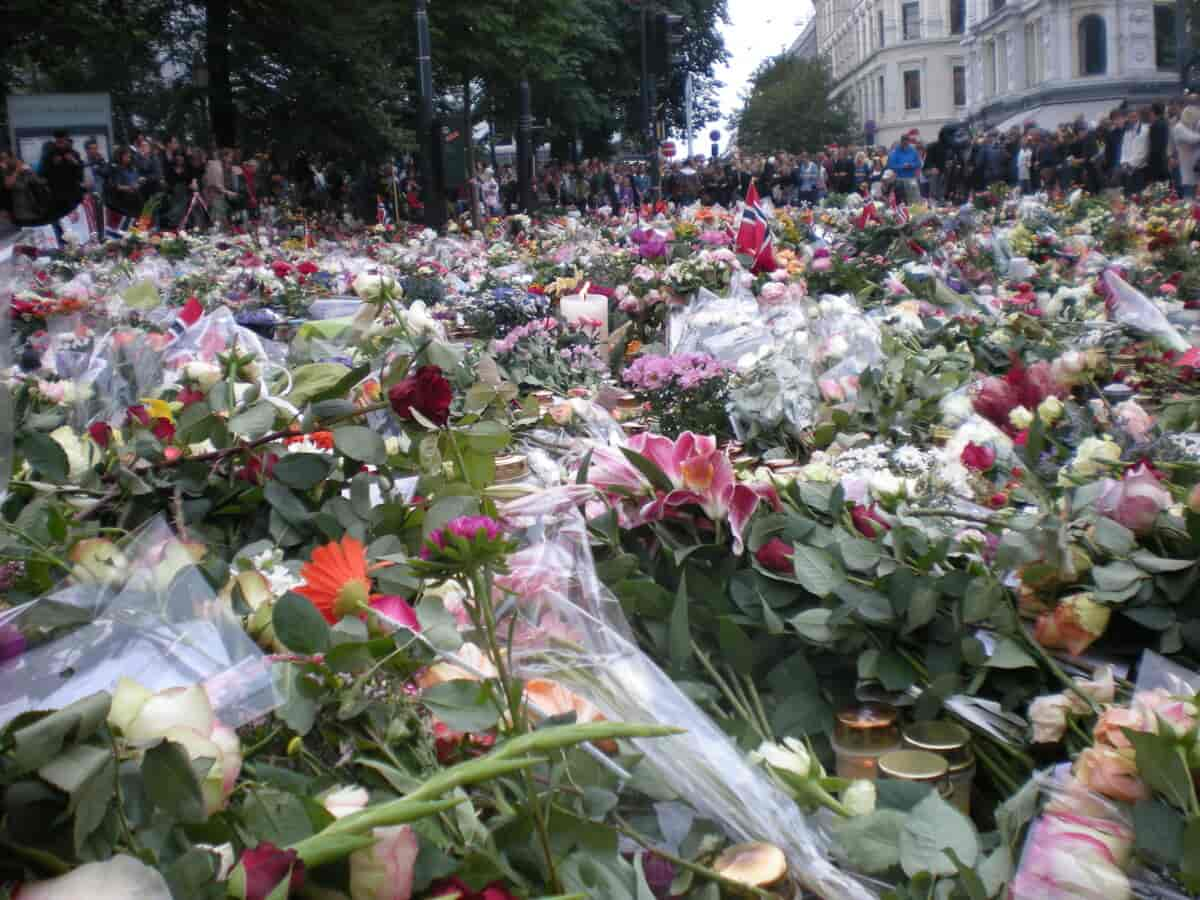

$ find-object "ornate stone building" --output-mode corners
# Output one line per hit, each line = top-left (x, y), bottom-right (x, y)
(963, 0), (1181, 129)
(814, 0), (1184, 144)
(813, 0), (973, 145)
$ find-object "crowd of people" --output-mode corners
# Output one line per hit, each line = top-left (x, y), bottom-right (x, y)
(4, 97), (1199, 243)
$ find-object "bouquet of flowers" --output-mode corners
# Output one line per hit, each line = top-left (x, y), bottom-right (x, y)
(622, 352), (733, 439)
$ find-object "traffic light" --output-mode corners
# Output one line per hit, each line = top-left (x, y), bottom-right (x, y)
(654, 13), (685, 75)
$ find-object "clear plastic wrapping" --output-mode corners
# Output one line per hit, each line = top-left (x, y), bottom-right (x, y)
(0, 236), (15, 505)
(499, 487), (879, 900)
(0, 516), (279, 728)
(667, 287), (766, 365)
(1103, 270), (1191, 353)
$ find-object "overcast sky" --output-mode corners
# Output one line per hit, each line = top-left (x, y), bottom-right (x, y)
(698, 0), (814, 150)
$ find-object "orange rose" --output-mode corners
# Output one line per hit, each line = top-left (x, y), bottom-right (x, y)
(1092, 707), (1147, 750)
(1034, 594), (1111, 656)
(1075, 747), (1148, 804)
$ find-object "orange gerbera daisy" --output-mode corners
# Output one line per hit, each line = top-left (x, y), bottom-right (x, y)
(295, 535), (372, 623)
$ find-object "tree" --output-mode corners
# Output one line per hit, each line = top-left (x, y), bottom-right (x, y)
(729, 54), (854, 154)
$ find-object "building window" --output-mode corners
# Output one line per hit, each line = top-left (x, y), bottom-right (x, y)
(904, 70), (922, 109)
(996, 32), (1008, 90)
(953, 65), (966, 105)
(1079, 15), (1107, 75)
(991, 0), (1005, 13)
(902, 2), (921, 39)
(877, 10), (886, 47)
(1024, 22), (1037, 87)
(983, 41), (996, 96)
(950, 0), (965, 34)
(878, 73), (886, 112)
(1156, 5), (1178, 69)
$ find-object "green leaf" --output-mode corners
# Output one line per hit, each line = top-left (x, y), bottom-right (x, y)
(791, 546), (843, 599)
(669, 575), (691, 668)
(273, 664), (319, 736)
(790, 608), (835, 644)
(273, 592), (332, 655)
(228, 401), (278, 439)
(143, 739), (207, 824)
(977, 845), (1012, 899)
(962, 580), (1001, 623)
(1182, 817), (1200, 893)
(945, 848), (988, 900)
(421, 680), (501, 733)
(620, 447), (675, 494)
(877, 651), (917, 691)
(839, 537), (883, 573)
(1129, 550), (1195, 574)
(1133, 798), (1185, 867)
(717, 618), (756, 673)
(833, 809), (906, 874)
(1123, 730), (1196, 811)
(1092, 560), (1148, 592)
(272, 453), (334, 490)
(417, 598), (464, 652)
(334, 425), (388, 464)
(985, 638), (1037, 670)
(18, 430), (69, 482)
(37, 743), (113, 798)
(905, 585), (938, 632)
(287, 362), (352, 405)
(462, 420), (511, 454)
(1092, 517), (1136, 556)
(9, 693), (111, 774)
(899, 790), (979, 877)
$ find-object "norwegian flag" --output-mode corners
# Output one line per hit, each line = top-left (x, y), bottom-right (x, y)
(735, 182), (776, 273)
(854, 201), (879, 231)
(888, 189), (910, 225)
(104, 207), (132, 240)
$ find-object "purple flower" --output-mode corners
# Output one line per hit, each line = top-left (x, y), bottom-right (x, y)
(0, 624), (25, 663)
(422, 515), (505, 559)
(640, 853), (677, 899)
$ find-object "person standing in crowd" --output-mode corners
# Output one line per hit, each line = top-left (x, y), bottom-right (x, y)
(1147, 102), (1171, 189)
(0, 150), (14, 227)
(923, 132), (947, 201)
(792, 151), (820, 206)
(1017, 134), (1034, 194)
(82, 139), (110, 231)
(481, 167), (501, 215)
(1121, 108), (1150, 194)
(852, 150), (873, 196)
(830, 146), (855, 195)
(106, 145), (144, 222)
(1034, 130), (1060, 193)
(3, 154), (45, 226)
(1103, 111), (1124, 193)
(1174, 104), (1200, 199)
(886, 131), (922, 202)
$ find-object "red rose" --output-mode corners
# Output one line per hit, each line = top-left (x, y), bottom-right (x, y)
(88, 422), (113, 448)
(237, 842), (306, 900)
(989, 492), (1009, 509)
(152, 418), (175, 442)
(127, 404), (151, 426)
(960, 442), (996, 472)
(298, 261), (319, 276)
(755, 537), (795, 573)
(851, 504), (890, 538)
(271, 260), (293, 278)
(178, 387), (206, 407)
(388, 365), (453, 426)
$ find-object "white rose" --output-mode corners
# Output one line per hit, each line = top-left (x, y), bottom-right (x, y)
(1009, 406), (1034, 430)
(108, 679), (241, 816)
(16, 856), (171, 900)
(941, 393), (974, 427)
(322, 785), (371, 820)
(1064, 437), (1122, 481)
(353, 273), (400, 302)
(751, 737), (813, 778)
(1028, 693), (1072, 743)
(869, 471), (904, 503)
(183, 361), (223, 389)
(842, 779), (877, 817)
(1037, 396), (1064, 425)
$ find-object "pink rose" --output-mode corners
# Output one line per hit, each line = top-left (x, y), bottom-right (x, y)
(1113, 400), (1155, 442)
(1094, 463), (1171, 534)
(1133, 688), (1198, 735)
(759, 282), (788, 304)
(1093, 706), (1147, 750)
(1075, 746), (1149, 804)
(1028, 693), (1072, 743)
(811, 256), (832, 272)
(349, 825), (419, 900)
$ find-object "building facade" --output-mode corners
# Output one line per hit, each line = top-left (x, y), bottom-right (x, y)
(813, 0), (971, 146)
(790, 19), (819, 59)
(963, 0), (1181, 130)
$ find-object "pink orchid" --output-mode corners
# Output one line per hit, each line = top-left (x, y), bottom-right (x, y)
(631, 432), (780, 555)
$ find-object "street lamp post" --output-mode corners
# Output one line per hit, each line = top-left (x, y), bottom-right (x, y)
(415, 0), (446, 230)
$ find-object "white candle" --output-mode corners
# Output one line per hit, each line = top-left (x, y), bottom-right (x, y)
(560, 293), (609, 341)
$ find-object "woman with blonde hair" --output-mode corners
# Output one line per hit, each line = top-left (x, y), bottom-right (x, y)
(1174, 105), (1200, 199)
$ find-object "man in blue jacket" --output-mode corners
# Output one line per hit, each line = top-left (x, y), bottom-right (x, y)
(886, 131), (922, 202)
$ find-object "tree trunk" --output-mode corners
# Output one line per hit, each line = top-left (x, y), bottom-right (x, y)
(463, 76), (474, 180)
(206, 0), (236, 147)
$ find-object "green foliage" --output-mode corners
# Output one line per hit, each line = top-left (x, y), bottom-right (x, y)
(729, 54), (855, 154)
